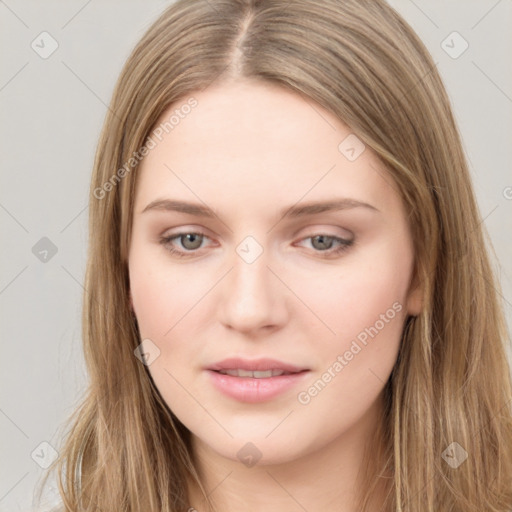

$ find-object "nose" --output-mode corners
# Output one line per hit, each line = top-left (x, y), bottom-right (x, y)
(218, 249), (289, 335)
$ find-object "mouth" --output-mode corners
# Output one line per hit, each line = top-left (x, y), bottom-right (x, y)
(206, 357), (309, 375)
(213, 368), (304, 378)
(205, 357), (311, 402)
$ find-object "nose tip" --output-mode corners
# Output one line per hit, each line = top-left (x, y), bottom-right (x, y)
(218, 253), (288, 334)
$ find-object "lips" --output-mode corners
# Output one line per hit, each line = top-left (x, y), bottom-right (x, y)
(217, 369), (290, 378)
(207, 357), (307, 375)
(205, 357), (310, 402)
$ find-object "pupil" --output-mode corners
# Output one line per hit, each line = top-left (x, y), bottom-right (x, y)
(183, 233), (202, 249)
(314, 235), (332, 250)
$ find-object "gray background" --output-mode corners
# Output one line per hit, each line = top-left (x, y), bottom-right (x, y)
(1, 1), (511, 510)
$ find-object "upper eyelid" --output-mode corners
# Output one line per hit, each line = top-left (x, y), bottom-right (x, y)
(163, 230), (353, 250)
(163, 231), (215, 244)
(162, 224), (354, 239)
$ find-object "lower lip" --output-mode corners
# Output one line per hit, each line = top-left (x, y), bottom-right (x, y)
(205, 370), (310, 403)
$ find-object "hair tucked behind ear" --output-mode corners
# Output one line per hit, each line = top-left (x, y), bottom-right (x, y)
(36, 1), (512, 511)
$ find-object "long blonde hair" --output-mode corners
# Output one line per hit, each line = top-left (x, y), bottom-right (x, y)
(38, 0), (512, 510)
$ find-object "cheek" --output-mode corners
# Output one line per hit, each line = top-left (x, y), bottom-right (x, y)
(128, 247), (219, 410)
(337, 268), (408, 343)
(129, 254), (209, 411)
(295, 244), (412, 349)
(294, 244), (411, 398)
(292, 261), (408, 431)
(129, 247), (210, 341)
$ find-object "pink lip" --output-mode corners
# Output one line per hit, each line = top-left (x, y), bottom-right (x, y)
(206, 371), (310, 403)
(206, 357), (307, 373)
(205, 357), (310, 403)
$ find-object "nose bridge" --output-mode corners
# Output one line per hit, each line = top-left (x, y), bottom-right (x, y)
(232, 252), (269, 299)
(219, 238), (286, 332)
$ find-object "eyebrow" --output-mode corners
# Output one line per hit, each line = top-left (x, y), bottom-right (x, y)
(141, 198), (379, 218)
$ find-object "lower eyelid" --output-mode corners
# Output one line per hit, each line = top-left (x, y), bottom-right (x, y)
(160, 233), (353, 255)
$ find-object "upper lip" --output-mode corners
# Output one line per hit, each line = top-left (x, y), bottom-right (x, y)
(206, 357), (308, 373)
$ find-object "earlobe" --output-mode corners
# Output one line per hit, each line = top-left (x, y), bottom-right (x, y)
(406, 290), (423, 316)
(406, 279), (424, 316)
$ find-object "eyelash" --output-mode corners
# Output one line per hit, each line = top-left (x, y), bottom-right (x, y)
(159, 231), (354, 259)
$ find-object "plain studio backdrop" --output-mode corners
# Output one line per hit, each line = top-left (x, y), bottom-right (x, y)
(0, 1), (511, 510)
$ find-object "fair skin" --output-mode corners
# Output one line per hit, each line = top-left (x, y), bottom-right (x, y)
(128, 79), (422, 512)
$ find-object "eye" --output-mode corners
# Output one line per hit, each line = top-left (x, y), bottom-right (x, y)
(159, 231), (212, 257)
(297, 234), (354, 257)
(159, 231), (354, 259)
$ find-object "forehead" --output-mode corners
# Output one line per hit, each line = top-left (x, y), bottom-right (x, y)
(134, 79), (399, 217)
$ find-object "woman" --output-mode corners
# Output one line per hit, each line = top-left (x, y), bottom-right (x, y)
(38, 0), (512, 510)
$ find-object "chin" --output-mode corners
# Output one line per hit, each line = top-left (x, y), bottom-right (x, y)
(192, 427), (323, 469)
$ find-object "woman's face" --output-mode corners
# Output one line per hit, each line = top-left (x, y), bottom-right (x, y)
(128, 79), (421, 465)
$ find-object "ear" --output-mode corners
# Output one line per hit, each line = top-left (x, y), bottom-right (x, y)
(406, 272), (424, 316)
